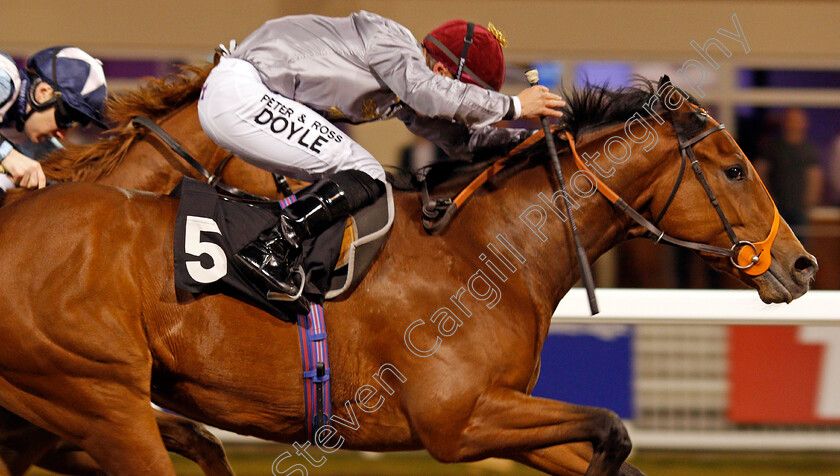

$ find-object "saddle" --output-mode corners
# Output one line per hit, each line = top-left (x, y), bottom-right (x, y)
(171, 177), (394, 320)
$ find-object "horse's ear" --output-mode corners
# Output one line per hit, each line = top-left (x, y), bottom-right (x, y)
(654, 74), (697, 119)
(657, 75), (671, 92)
(657, 75), (689, 103)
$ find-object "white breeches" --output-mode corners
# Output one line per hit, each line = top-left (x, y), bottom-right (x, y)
(0, 174), (14, 191)
(197, 57), (385, 183)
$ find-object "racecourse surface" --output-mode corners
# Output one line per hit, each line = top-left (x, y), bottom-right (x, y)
(27, 444), (840, 475)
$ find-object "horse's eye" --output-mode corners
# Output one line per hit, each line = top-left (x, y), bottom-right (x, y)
(725, 165), (745, 181)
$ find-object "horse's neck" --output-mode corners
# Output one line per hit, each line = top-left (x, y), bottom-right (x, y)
(496, 122), (671, 324)
(90, 104), (220, 193)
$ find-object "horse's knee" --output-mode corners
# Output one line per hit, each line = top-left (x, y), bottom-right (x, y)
(181, 419), (221, 445)
(412, 423), (467, 463)
(410, 414), (476, 463)
(161, 417), (220, 448)
(591, 408), (631, 459)
(620, 460), (647, 476)
(424, 444), (470, 464)
(159, 416), (229, 469)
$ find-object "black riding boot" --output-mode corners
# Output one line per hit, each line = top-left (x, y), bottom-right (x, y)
(235, 170), (384, 300)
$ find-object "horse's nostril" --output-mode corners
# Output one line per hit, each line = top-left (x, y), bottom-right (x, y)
(793, 255), (818, 282)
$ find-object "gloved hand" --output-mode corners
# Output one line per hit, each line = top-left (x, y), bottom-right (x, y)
(0, 148), (46, 189)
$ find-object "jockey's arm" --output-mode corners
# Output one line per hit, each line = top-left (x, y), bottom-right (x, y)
(395, 107), (532, 162)
(0, 54), (46, 189)
(362, 18), (514, 129)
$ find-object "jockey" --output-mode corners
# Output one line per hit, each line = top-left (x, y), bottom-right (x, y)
(197, 11), (565, 299)
(0, 46), (108, 190)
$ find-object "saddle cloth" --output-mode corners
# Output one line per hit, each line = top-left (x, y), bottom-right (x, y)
(170, 177), (393, 320)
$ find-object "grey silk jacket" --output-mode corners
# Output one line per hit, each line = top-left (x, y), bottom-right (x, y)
(232, 10), (529, 161)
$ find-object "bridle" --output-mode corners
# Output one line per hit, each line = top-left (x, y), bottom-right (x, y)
(419, 99), (781, 276)
(130, 115), (294, 201)
(566, 106), (781, 276)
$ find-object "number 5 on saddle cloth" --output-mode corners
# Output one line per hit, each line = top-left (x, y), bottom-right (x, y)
(171, 176), (394, 321)
(171, 176), (393, 439)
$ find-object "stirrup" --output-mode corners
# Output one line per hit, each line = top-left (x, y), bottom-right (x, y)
(266, 265), (306, 302)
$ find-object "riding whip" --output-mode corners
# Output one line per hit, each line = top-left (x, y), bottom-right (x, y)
(525, 69), (599, 315)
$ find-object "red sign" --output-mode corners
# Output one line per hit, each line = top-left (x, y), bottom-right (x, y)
(729, 326), (840, 424)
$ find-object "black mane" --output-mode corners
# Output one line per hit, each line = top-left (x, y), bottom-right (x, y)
(561, 76), (701, 137)
(561, 78), (656, 136)
(390, 76), (703, 191)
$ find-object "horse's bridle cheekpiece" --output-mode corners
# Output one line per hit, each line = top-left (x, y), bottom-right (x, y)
(568, 105), (781, 276)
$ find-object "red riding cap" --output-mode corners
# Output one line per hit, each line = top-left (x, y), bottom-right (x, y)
(423, 20), (507, 92)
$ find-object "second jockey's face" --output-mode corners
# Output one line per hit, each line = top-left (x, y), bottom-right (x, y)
(24, 82), (67, 143)
(24, 107), (65, 143)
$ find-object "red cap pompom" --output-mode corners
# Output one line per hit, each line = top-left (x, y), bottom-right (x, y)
(423, 20), (506, 92)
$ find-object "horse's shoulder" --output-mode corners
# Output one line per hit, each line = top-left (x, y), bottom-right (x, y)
(47, 182), (168, 200)
(12, 183), (176, 218)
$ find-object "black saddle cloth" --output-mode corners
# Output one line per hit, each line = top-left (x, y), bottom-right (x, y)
(171, 177), (343, 321)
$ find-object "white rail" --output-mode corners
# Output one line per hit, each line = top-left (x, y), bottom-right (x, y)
(553, 289), (840, 326)
(626, 426), (840, 452)
(552, 288), (840, 451)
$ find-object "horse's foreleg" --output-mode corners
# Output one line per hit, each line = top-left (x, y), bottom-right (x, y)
(0, 406), (64, 476)
(22, 409), (232, 476)
(154, 410), (236, 476)
(33, 443), (105, 476)
(423, 387), (632, 476)
(67, 393), (177, 476)
(0, 362), (177, 475)
(508, 444), (590, 475)
(0, 383), (176, 476)
(511, 446), (646, 476)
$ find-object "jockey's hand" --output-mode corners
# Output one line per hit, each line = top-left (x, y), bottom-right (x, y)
(1, 149), (46, 189)
(517, 85), (565, 120)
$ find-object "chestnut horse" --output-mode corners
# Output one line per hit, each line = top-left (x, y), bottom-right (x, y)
(0, 79), (817, 476)
(0, 64), (264, 476)
(2, 62), (290, 208)
(0, 406), (233, 476)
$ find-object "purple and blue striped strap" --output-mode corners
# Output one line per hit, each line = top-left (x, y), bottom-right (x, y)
(279, 194), (331, 441)
(297, 303), (331, 442)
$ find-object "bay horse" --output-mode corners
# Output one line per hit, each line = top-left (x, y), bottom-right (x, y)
(0, 78), (817, 476)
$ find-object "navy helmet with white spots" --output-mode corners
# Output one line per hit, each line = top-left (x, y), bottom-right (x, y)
(27, 46), (108, 129)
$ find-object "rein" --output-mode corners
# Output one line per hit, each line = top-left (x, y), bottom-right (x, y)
(131, 115), (293, 200)
(423, 111), (780, 276)
(421, 128), (549, 233)
(421, 155), (512, 233)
